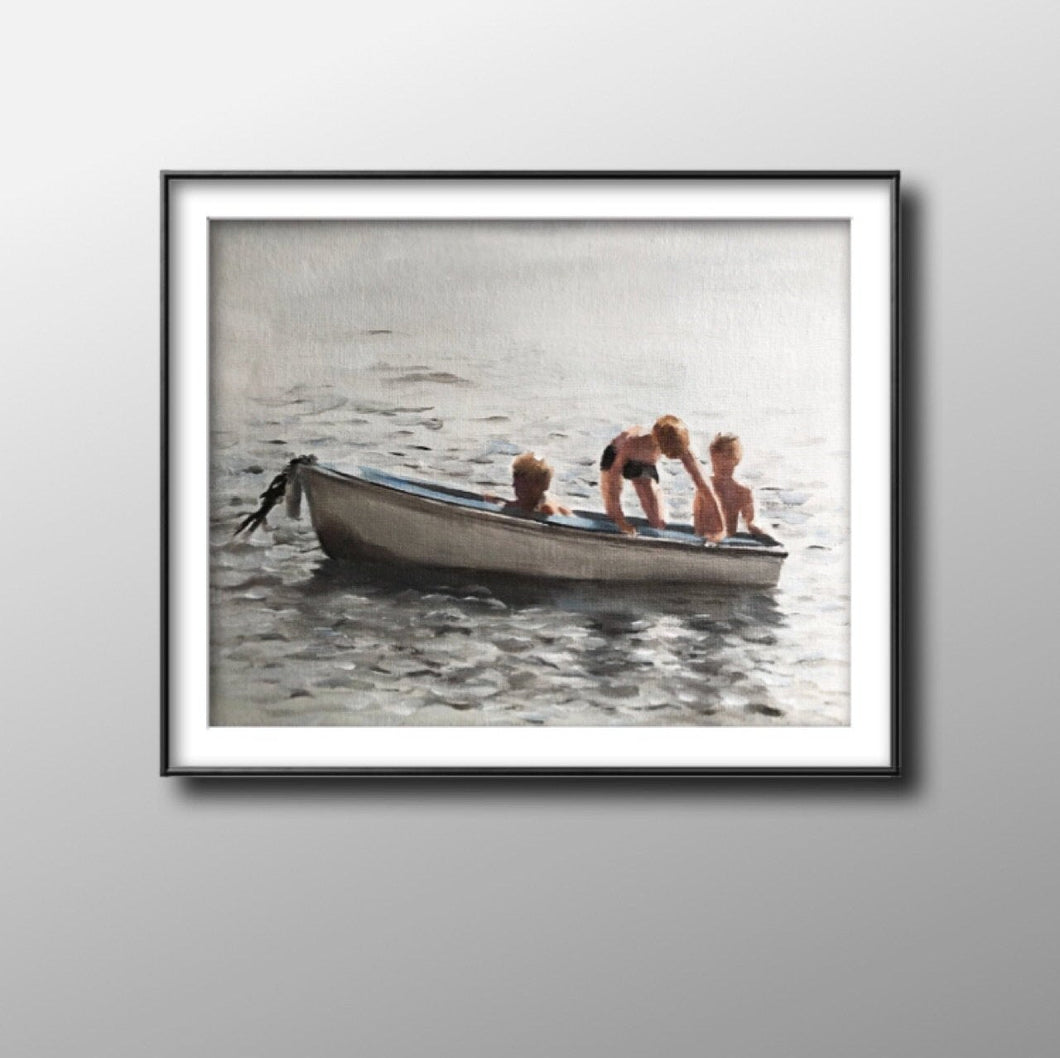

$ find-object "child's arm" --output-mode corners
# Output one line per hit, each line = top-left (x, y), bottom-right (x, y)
(602, 468), (635, 534)
(681, 450), (725, 542)
(694, 488), (721, 539)
(741, 487), (768, 537)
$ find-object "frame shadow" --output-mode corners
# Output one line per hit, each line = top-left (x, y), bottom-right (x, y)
(172, 180), (925, 803)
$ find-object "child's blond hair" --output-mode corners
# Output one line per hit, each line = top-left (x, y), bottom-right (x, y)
(709, 432), (743, 462)
(511, 452), (553, 492)
(652, 415), (691, 459)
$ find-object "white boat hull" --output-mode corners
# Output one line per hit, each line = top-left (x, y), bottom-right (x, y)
(297, 464), (786, 588)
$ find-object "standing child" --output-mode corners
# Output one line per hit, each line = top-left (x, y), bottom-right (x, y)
(694, 432), (770, 540)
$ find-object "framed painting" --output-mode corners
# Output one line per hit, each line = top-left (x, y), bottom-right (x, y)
(162, 171), (900, 776)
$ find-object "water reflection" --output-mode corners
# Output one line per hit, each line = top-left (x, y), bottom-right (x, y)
(301, 555), (782, 626)
(227, 557), (791, 726)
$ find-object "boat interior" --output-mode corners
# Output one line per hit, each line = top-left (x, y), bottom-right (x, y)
(350, 466), (783, 551)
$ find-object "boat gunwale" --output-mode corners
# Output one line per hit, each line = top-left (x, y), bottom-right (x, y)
(301, 463), (789, 563)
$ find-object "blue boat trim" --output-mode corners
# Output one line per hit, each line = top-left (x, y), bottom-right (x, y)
(352, 466), (785, 554)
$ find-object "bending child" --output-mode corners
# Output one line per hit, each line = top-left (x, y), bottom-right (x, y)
(694, 432), (770, 540)
(599, 415), (724, 539)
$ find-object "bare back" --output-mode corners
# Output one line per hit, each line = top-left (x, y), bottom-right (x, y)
(695, 474), (756, 537)
(607, 426), (660, 464)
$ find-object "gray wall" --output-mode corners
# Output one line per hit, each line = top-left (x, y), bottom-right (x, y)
(4, 2), (1057, 1055)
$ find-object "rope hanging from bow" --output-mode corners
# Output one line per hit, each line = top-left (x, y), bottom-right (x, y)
(233, 454), (317, 537)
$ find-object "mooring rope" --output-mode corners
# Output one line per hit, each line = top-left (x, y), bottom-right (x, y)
(233, 454), (318, 537)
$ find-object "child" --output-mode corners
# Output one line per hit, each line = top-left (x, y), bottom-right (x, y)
(492, 452), (572, 517)
(694, 432), (769, 540)
(600, 415), (724, 539)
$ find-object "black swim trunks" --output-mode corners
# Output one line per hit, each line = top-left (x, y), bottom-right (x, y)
(599, 445), (659, 483)
(623, 459), (660, 483)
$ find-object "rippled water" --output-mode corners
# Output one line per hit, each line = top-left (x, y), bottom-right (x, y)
(209, 220), (850, 726)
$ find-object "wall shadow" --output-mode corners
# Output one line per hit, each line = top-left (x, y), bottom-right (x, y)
(896, 180), (924, 791)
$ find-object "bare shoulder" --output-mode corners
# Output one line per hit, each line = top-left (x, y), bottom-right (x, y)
(613, 425), (644, 447)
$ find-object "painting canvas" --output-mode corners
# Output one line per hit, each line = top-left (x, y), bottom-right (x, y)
(164, 173), (898, 774)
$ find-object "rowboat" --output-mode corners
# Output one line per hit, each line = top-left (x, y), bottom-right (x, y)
(289, 462), (787, 588)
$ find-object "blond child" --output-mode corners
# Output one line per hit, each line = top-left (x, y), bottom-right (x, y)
(694, 433), (769, 540)
(491, 452), (572, 517)
(600, 415), (724, 539)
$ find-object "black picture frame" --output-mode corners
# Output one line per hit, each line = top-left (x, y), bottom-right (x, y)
(162, 170), (900, 778)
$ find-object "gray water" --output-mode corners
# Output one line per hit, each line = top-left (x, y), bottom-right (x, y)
(209, 220), (850, 726)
